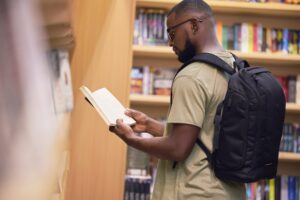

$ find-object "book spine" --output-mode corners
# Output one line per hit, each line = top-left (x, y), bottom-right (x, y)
(297, 128), (300, 153)
(288, 176), (296, 200)
(222, 25), (228, 49)
(296, 75), (300, 104)
(281, 176), (288, 200)
(143, 66), (150, 95)
(288, 76), (296, 103)
(253, 24), (258, 52)
(241, 23), (249, 52)
(275, 176), (281, 200)
(269, 179), (275, 200)
(248, 24), (253, 52)
(266, 27), (272, 52)
(216, 21), (223, 45)
(283, 28), (289, 54)
(293, 31), (298, 54)
(277, 29), (283, 52)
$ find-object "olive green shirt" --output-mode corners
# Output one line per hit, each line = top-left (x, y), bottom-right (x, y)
(151, 52), (246, 200)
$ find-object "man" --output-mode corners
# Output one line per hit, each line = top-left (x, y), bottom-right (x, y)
(110, 0), (246, 199)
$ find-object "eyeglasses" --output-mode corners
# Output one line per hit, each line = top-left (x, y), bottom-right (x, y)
(167, 16), (209, 41)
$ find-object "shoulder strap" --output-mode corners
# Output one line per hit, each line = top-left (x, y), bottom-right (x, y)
(190, 53), (236, 75)
(171, 53), (236, 105)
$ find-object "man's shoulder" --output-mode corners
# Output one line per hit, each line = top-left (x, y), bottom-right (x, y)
(176, 51), (234, 79)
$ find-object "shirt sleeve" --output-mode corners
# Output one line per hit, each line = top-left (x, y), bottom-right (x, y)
(167, 75), (209, 128)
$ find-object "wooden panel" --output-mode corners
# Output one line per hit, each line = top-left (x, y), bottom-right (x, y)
(66, 0), (136, 199)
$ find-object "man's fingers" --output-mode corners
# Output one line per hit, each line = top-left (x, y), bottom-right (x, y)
(109, 126), (116, 133)
(116, 119), (132, 132)
(125, 109), (135, 117)
(125, 109), (144, 121)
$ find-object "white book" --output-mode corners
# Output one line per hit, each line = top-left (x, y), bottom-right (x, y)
(80, 86), (136, 126)
(241, 23), (249, 52)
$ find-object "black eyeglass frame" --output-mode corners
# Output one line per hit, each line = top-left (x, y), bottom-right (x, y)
(167, 15), (209, 41)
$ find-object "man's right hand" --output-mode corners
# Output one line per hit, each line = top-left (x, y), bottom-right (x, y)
(125, 109), (149, 133)
(125, 109), (164, 137)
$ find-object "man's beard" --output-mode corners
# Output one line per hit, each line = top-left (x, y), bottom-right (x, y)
(177, 39), (196, 63)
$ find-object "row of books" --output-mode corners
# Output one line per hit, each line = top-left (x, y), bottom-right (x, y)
(133, 8), (168, 46)
(125, 175), (300, 200)
(276, 75), (300, 104)
(245, 176), (300, 200)
(280, 124), (300, 153)
(124, 175), (152, 200)
(131, 66), (300, 104)
(133, 8), (300, 55)
(131, 66), (175, 96)
(217, 23), (300, 54)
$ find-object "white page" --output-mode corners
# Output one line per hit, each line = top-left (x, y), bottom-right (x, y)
(92, 88), (135, 126)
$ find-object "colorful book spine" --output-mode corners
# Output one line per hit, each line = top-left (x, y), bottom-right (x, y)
(269, 179), (275, 200)
(283, 28), (289, 54)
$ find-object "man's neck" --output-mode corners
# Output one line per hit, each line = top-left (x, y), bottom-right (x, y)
(196, 37), (225, 54)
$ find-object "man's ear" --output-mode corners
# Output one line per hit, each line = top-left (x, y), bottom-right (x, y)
(191, 21), (198, 33)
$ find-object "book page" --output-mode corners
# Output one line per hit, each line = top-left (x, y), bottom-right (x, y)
(92, 88), (136, 126)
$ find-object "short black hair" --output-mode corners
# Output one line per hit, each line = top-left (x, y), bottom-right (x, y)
(168, 0), (213, 17)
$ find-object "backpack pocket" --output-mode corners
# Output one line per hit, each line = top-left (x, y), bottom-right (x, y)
(216, 89), (248, 170)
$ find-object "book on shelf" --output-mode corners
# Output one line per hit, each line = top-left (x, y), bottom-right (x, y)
(80, 86), (136, 126)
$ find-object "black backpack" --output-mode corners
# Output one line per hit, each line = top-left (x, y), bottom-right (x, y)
(172, 53), (286, 183)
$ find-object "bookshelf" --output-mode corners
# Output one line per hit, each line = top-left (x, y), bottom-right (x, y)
(129, 0), (300, 186)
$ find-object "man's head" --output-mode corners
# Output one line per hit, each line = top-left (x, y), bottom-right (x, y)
(167, 0), (215, 63)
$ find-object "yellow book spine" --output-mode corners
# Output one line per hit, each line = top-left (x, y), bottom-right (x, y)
(269, 179), (275, 200)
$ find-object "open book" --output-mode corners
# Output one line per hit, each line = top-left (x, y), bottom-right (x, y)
(80, 86), (136, 126)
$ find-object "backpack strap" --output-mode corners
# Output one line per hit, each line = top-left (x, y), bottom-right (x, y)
(171, 52), (236, 169)
(171, 53), (236, 105)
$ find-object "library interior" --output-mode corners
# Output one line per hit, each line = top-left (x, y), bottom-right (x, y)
(0, 0), (300, 199)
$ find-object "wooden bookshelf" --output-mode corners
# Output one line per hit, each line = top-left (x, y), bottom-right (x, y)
(130, 94), (300, 114)
(136, 0), (300, 17)
(40, 0), (74, 49)
(133, 45), (300, 65)
(130, 94), (170, 106)
(279, 152), (300, 162)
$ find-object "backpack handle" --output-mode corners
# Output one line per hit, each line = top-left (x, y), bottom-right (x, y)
(230, 53), (250, 70)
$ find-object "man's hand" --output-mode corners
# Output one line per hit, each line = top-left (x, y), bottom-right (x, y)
(125, 109), (149, 133)
(125, 109), (164, 137)
(109, 119), (136, 144)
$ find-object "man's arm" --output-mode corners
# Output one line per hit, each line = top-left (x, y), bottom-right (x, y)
(111, 119), (200, 161)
